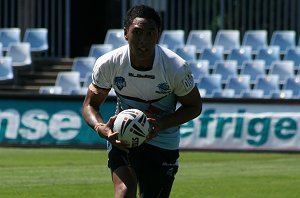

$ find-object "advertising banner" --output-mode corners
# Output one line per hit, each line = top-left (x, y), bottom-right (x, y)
(180, 102), (300, 151)
(0, 98), (116, 147)
(1, 97), (300, 151)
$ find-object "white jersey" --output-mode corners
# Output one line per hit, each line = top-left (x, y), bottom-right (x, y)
(92, 44), (195, 150)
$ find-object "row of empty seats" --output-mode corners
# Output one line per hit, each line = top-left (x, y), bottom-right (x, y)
(0, 28), (49, 83)
(38, 29), (300, 99)
(160, 29), (300, 55)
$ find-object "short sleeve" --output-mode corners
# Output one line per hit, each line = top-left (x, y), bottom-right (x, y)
(173, 63), (195, 96)
(92, 56), (113, 89)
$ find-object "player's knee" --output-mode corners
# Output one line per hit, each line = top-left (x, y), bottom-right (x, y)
(115, 182), (137, 198)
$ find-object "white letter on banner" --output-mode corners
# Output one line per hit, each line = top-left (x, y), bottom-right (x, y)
(0, 109), (20, 139)
(19, 110), (49, 140)
(49, 110), (81, 141)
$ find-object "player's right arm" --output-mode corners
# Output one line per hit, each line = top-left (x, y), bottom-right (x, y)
(82, 84), (128, 151)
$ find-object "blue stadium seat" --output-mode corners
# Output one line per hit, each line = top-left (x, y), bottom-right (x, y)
(159, 30), (185, 50)
(225, 75), (251, 96)
(174, 45), (197, 62)
(0, 28), (21, 51)
(240, 89), (264, 98)
(0, 43), (3, 58)
(240, 60), (266, 83)
(270, 90), (293, 99)
(212, 60), (238, 83)
(200, 46), (224, 68)
(212, 89), (235, 98)
(0, 57), (13, 83)
(39, 86), (63, 95)
(88, 44), (113, 59)
(226, 46), (253, 68)
(198, 74), (222, 97)
(55, 71), (81, 94)
(253, 75), (280, 97)
(186, 30), (212, 54)
(214, 30), (240, 54)
(104, 29), (127, 49)
(270, 30), (296, 54)
(189, 60), (209, 82)
(283, 47), (300, 69)
(268, 60), (295, 83)
(283, 76), (300, 98)
(255, 46), (280, 69)
(6, 42), (32, 67)
(72, 57), (96, 83)
(242, 30), (268, 55)
(23, 28), (48, 52)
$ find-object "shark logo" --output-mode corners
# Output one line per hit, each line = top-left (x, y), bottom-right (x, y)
(114, 77), (126, 90)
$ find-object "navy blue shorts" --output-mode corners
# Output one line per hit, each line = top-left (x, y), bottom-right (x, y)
(108, 143), (179, 198)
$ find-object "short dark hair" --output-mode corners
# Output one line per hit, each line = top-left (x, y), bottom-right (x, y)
(124, 5), (161, 32)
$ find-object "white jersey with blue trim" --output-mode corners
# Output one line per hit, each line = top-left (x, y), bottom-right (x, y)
(92, 44), (195, 150)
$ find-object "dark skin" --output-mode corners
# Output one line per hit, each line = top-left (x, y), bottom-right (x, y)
(82, 17), (202, 197)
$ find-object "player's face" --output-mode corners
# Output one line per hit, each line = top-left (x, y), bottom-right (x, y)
(125, 17), (160, 66)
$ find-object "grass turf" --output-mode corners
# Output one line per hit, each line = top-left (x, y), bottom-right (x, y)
(0, 147), (300, 198)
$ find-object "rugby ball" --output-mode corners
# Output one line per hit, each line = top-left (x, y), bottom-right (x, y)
(113, 109), (150, 148)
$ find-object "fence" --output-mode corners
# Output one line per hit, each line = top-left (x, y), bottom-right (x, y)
(1, 0), (299, 58)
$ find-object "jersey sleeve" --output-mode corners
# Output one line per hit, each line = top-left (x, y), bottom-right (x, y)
(173, 62), (195, 96)
(91, 56), (113, 89)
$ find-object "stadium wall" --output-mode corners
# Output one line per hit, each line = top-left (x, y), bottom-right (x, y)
(1, 95), (300, 152)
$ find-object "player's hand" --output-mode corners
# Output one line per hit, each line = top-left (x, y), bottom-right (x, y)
(145, 116), (161, 141)
(96, 116), (129, 153)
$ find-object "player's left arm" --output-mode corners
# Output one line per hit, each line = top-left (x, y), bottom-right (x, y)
(148, 86), (202, 134)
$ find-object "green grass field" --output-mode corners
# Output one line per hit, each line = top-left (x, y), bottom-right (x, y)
(0, 147), (300, 198)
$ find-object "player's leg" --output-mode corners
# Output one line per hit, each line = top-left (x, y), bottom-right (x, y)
(108, 144), (138, 198)
(112, 166), (137, 198)
(129, 144), (179, 198)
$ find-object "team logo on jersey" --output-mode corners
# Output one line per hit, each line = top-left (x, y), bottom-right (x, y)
(156, 82), (171, 94)
(114, 76), (126, 90)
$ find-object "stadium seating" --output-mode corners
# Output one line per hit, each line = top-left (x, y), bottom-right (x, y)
(255, 46), (280, 69)
(23, 28), (49, 52)
(0, 57), (14, 82)
(212, 60), (238, 83)
(240, 60), (266, 83)
(253, 75), (280, 97)
(268, 60), (295, 83)
(214, 30), (240, 54)
(104, 29), (127, 49)
(225, 75), (251, 96)
(88, 44), (113, 59)
(174, 45), (197, 62)
(242, 30), (268, 55)
(198, 74), (222, 97)
(189, 60), (209, 82)
(72, 57), (96, 83)
(200, 46), (224, 68)
(55, 71), (81, 94)
(0, 28), (21, 51)
(159, 30), (185, 50)
(226, 46), (253, 68)
(283, 76), (300, 97)
(6, 42), (32, 67)
(270, 30), (296, 54)
(186, 30), (212, 54)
